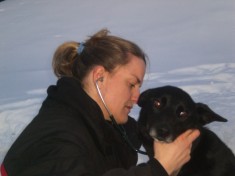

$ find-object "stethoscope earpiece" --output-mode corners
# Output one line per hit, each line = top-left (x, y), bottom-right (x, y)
(96, 77), (104, 82)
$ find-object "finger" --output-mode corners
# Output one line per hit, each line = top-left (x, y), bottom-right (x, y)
(181, 129), (194, 138)
(176, 129), (193, 141)
(176, 129), (200, 144)
(187, 130), (200, 143)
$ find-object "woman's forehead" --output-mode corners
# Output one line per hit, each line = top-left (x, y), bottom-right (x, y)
(111, 56), (145, 81)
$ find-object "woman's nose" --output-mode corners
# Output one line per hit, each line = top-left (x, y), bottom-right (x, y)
(132, 88), (140, 104)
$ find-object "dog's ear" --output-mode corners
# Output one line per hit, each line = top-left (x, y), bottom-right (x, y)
(138, 89), (153, 107)
(196, 103), (227, 126)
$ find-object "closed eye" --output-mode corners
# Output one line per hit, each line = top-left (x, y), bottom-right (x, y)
(130, 83), (135, 88)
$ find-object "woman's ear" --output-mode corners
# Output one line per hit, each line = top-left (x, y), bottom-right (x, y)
(92, 65), (106, 83)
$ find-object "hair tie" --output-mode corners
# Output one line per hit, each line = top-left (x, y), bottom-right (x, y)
(77, 42), (85, 55)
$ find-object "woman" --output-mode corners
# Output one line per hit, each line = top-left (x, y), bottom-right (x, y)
(1, 29), (199, 176)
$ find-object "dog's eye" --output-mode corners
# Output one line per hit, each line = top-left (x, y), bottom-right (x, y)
(153, 97), (167, 110)
(179, 111), (188, 120)
(154, 99), (161, 109)
(176, 106), (188, 120)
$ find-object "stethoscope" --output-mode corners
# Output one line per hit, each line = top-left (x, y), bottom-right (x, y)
(95, 78), (147, 155)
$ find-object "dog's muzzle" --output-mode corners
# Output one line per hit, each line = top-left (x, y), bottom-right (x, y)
(149, 127), (174, 143)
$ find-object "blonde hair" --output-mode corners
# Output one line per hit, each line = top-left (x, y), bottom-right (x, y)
(52, 29), (147, 82)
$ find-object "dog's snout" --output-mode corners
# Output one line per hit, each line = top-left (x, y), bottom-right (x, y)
(157, 128), (170, 138)
(149, 126), (171, 142)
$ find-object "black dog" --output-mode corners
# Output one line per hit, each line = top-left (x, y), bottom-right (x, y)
(138, 86), (235, 176)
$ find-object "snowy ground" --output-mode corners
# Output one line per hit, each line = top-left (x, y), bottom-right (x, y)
(0, 0), (234, 165)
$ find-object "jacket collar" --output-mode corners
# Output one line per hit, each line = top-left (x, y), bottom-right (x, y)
(47, 77), (108, 152)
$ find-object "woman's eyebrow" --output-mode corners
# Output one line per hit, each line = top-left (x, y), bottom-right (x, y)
(131, 74), (142, 86)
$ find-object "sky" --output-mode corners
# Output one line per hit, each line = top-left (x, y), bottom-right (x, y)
(0, 0), (234, 164)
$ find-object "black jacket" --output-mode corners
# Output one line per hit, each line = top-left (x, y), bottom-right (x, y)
(3, 77), (168, 176)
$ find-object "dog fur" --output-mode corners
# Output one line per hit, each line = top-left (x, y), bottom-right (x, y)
(138, 86), (235, 176)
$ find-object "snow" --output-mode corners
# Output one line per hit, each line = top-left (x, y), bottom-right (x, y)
(0, 0), (234, 165)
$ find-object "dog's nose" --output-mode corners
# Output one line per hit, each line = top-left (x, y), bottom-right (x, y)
(157, 128), (170, 140)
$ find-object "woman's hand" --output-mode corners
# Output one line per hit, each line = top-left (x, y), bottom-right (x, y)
(153, 129), (200, 175)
